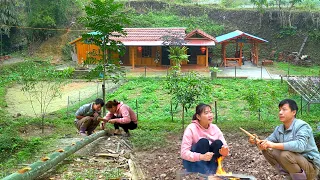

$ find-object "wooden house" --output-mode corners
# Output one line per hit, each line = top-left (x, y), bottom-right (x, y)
(69, 28), (216, 69)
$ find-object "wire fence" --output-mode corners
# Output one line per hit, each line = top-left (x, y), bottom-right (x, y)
(65, 81), (122, 118)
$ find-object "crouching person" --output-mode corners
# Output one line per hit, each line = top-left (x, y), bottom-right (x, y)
(75, 98), (104, 136)
(100, 100), (137, 137)
(248, 99), (320, 180)
(181, 103), (229, 175)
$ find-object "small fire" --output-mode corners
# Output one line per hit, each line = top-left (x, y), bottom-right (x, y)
(216, 157), (232, 175)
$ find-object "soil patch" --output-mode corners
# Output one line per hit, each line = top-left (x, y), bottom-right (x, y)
(19, 124), (55, 138)
(37, 134), (134, 180)
(26, 131), (305, 179)
(134, 132), (286, 180)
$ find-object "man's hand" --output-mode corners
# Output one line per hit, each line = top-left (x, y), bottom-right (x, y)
(219, 146), (229, 157)
(259, 140), (274, 150)
(100, 122), (105, 130)
(248, 134), (260, 144)
(97, 117), (105, 121)
(108, 119), (116, 124)
(200, 152), (214, 161)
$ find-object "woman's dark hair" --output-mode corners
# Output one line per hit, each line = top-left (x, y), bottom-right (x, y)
(105, 99), (120, 108)
(279, 99), (298, 117)
(95, 98), (105, 106)
(192, 103), (211, 120)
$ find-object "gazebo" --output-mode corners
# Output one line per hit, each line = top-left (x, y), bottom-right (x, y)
(216, 30), (268, 67)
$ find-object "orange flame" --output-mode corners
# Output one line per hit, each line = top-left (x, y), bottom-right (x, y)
(215, 157), (232, 175)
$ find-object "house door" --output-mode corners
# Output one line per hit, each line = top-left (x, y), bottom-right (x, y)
(187, 46), (199, 64)
(161, 46), (170, 65)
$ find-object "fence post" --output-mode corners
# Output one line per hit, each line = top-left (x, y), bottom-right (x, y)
(171, 101), (173, 122)
(215, 101), (217, 123)
(96, 82), (98, 98)
(67, 96), (70, 118)
(261, 65), (263, 79)
(301, 96), (303, 116)
(144, 66), (146, 77)
(234, 66), (237, 78)
(136, 99), (139, 121)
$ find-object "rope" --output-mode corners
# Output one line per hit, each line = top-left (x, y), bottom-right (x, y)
(1, 25), (90, 32)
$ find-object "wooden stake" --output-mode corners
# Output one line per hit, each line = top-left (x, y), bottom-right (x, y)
(239, 127), (255, 139)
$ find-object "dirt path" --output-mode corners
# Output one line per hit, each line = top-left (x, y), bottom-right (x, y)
(134, 132), (287, 180)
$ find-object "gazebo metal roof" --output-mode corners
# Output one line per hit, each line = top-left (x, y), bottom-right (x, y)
(216, 30), (268, 43)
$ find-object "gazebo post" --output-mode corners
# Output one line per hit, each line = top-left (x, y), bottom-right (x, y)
(255, 43), (259, 65)
(239, 43), (243, 66)
(131, 47), (135, 69)
(222, 43), (227, 67)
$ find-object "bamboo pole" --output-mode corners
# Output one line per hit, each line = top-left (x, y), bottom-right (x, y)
(3, 130), (108, 180)
(239, 127), (256, 139)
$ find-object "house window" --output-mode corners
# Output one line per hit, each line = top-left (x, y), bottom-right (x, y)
(142, 46), (152, 57)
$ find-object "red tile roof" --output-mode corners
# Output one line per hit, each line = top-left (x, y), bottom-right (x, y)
(70, 28), (216, 46)
(185, 29), (217, 42)
(114, 28), (186, 41)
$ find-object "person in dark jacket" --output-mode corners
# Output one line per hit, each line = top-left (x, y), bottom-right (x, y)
(75, 98), (104, 136)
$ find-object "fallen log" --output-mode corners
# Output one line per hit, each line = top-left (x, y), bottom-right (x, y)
(3, 130), (108, 180)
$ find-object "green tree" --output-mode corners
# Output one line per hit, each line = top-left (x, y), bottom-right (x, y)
(19, 60), (72, 133)
(250, 0), (268, 28)
(0, 0), (19, 55)
(166, 71), (212, 131)
(0, 0), (18, 35)
(25, 0), (80, 42)
(162, 30), (189, 73)
(78, 0), (130, 115)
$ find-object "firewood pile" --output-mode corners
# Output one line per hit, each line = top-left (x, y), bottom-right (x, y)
(291, 54), (313, 67)
(0, 55), (11, 62)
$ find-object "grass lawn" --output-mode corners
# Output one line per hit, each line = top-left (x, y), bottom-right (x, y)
(1, 64), (320, 178)
(265, 62), (320, 76)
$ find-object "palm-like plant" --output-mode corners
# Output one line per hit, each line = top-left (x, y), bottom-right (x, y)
(168, 46), (189, 71)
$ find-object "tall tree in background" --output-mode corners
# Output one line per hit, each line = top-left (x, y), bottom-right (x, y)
(250, 0), (268, 28)
(79, 0), (130, 115)
(25, 0), (78, 41)
(0, 0), (19, 55)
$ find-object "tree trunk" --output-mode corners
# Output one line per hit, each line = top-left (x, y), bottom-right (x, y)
(182, 104), (185, 131)
(41, 114), (44, 134)
(259, 13), (262, 29)
(102, 39), (106, 116)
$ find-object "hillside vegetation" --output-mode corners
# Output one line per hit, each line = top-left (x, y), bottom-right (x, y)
(2, 0), (320, 66)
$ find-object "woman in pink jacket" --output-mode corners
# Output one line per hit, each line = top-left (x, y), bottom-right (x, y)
(181, 103), (229, 175)
(100, 100), (137, 137)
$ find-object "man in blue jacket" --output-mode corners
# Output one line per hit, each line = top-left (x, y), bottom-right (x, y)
(75, 98), (104, 136)
(249, 99), (320, 180)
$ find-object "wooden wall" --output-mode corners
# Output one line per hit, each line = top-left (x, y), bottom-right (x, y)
(73, 42), (207, 66)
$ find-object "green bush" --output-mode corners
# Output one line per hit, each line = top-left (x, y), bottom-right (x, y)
(0, 134), (25, 161)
